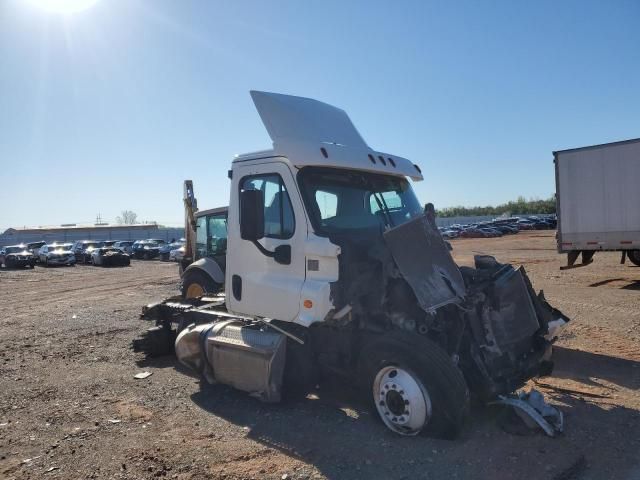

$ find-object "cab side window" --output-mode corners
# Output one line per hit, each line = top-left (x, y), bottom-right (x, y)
(207, 214), (228, 255)
(241, 174), (295, 239)
(195, 216), (207, 258)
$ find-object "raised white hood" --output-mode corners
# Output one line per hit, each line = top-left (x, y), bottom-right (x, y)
(248, 91), (423, 181)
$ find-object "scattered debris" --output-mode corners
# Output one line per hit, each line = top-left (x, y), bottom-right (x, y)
(107, 419), (122, 424)
(23, 455), (42, 464)
(535, 382), (611, 399)
(134, 371), (153, 379)
(46, 466), (59, 473)
(491, 388), (564, 437)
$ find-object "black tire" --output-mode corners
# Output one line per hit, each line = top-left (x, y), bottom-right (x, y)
(44, 258), (49, 268)
(359, 332), (469, 439)
(628, 250), (640, 267)
(181, 269), (219, 299)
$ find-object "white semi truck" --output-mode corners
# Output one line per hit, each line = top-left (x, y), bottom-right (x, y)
(554, 138), (640, 269)
(138, 91), (568, 438)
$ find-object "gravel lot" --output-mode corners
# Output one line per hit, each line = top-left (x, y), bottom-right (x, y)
(1, 232), (639, 480)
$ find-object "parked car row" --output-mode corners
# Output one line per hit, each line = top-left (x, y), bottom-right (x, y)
(0, 237), (185, 270)
(439, 215), (557, 239)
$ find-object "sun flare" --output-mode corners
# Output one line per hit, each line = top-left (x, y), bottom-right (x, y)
(27, 0), (100, 14)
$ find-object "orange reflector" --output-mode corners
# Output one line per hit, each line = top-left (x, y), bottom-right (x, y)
(303, 300), (313, 309)
(621, 241), (632, 245)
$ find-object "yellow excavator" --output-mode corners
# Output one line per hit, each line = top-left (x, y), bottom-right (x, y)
(180, 180), (228, 298)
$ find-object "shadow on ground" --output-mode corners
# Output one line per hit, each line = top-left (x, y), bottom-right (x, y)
(550, 346), (640, 391)
(588, 278), (640, 290)
(187, 358), (640, 480)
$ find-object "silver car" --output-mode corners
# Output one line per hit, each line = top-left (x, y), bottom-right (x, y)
(39, 243), (76, 266)
(113, 241), (134, 255)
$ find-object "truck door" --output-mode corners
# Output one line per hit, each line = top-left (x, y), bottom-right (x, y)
(226, 160), (306, 322)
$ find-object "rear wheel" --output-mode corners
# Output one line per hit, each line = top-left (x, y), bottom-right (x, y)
(360, 334), (469, 438)
(181, 269), (218, 299)
(628, 250), (640, 267)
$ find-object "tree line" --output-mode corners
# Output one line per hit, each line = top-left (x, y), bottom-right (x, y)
(436, 195), (556, 218)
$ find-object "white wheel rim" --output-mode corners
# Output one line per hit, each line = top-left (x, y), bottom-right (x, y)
(373, 366), (432, 436)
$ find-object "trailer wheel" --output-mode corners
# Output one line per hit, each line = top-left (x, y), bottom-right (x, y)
(628, 250), (640, 267)
(181, 268), (218, 299)
(360, 335), (469, 438)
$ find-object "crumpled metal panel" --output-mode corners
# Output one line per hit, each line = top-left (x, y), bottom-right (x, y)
(383, 216), (466, 312)
(483, 266), (541, 356)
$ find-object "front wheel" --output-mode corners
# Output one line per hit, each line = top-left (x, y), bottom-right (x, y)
(373, 366), (433, 435)
(361, 335), (469, 438)
(628, 250), (640, 267)
(181, 269), (219, 299)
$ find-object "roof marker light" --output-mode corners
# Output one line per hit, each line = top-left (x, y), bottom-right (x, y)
(368, 154), (376, 164)
(378, 155), (386, 166)
(320, 147), (328, 158)
(414, 164), (422, 174)
(388, 158), (396, 167)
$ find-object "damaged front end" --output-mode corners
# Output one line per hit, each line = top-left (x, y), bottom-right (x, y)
(458, 256), (566, 398)
(380, 216), (570, 400)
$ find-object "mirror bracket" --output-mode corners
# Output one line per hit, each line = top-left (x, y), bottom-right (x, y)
(251, 241), (291, 265)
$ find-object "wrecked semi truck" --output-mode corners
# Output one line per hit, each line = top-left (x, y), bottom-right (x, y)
(140, 91), (568, 438)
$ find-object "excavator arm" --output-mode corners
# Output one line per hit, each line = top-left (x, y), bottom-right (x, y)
(183, 180), (198, 263)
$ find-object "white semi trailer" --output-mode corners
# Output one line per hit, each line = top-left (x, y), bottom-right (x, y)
(138, 91), (569, 438)
(554, 138), (640, 269)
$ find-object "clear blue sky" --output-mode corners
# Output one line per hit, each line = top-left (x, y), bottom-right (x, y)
(1, 0), (639, 230)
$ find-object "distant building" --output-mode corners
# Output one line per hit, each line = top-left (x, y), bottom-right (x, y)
(0, 223), (184, 246)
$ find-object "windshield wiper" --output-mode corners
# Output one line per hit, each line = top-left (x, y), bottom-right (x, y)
(372, 192), (395, 228)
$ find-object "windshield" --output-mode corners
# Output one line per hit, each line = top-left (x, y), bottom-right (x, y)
(298, 167), (423, 235)
(51, 244), (72, 250)
(5, 246), (25, 254)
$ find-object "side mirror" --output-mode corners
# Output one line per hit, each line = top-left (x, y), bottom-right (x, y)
(240, 189), (265, 241)
(273, 244), (291, 265)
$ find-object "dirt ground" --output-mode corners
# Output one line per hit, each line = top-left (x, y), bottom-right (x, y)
(1, 232), (639, 480)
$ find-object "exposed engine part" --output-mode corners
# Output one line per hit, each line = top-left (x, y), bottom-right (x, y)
(332, 304), (352, 320)
(259, 317), (304, 345)
(175, 320), (286, 402)
(388, 312), (416, 332)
